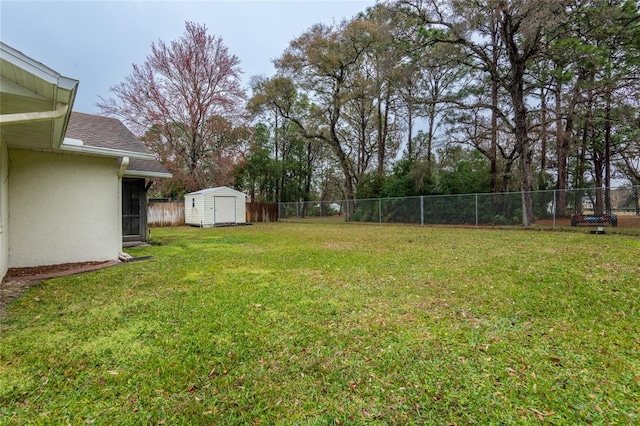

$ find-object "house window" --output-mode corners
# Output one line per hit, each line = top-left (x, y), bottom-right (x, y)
(192, 198), (195, 208)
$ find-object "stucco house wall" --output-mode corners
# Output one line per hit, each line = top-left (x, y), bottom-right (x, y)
(8, 150), (121, 268)
(0, 138), (9, 278)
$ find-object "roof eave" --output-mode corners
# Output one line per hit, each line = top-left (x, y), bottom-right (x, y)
(52, 79), (78, 150)
(123, 170), (173, 179)
(0, 42), (67, 85)
(58, 141), (157, 160)
(0, 42), (79, 151)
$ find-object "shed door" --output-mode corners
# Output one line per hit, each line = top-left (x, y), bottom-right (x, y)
(214, 196), (236, 223)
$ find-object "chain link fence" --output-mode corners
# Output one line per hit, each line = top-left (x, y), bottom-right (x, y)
(278, 186), (640, 231)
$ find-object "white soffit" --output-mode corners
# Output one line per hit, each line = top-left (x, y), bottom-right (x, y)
(1, 42), (79, 150)
(0, 76), (48, 99)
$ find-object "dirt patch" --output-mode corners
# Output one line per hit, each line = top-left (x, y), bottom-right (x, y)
(536, 214), (640, 229)
(1, 260), (117, 319)
(0, 279), (39, 320)
(608, 214), (640, 229)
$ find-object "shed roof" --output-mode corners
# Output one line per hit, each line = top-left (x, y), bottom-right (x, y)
(185, 186), (247, 197)
(66, 112), (171, 178)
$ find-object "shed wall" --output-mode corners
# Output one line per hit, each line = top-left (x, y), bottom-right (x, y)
(8, 150), (121, 267)
(233, 193), (246, 224)
(203, 192), (214, 224)
(184, 193), (205, 226)
(184, 187), (247, 226)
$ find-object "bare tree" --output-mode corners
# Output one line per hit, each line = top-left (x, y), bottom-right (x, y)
(98, 21), (247, 195)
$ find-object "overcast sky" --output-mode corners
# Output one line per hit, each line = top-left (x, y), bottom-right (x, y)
(1, 0), (377, 113)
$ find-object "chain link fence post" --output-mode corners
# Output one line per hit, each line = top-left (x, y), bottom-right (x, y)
(475, 194), (478, 228)
(346, 199), (350, 222)
(553, 189), (557, 229)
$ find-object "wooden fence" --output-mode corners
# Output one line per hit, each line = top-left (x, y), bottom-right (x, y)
(246, 202), (278, 223)
(148, 200), (278, 227)
(148, 200), (185, 227)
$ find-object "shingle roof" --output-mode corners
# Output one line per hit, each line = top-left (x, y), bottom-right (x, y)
(66, 112), (170, 177)
(125, 158), (172, 176)
(66, 112), (153, 154)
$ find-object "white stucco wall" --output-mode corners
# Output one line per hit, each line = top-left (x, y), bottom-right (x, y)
(8, 150), (121, 268)
(0, 138), (9, 279)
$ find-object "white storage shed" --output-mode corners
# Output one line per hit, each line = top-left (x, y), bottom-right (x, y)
(184, 186), (247, 227)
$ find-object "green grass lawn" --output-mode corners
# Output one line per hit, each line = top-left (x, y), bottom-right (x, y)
(1, 223), (638, 424)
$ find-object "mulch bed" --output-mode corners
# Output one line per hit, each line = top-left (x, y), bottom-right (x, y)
(5, 261), (112, 279)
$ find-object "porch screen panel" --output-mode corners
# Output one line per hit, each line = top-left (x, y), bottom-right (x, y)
(122, 179), (142, 236)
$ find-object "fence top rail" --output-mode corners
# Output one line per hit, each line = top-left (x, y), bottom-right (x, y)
(276, 185), (639, 206)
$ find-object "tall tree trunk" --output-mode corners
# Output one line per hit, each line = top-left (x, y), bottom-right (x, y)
(305, 142), (313, 204)
(510, 63), (535, 225)
(360, 104), (367, 177)
(500, 9), (536, 225)
(329, 98), (356, 211)
(377, 89), (390, 177)
(503, 158), (515, 195)
(584, 88), (604, 216)
(593, 144), (605, 216)
(407, 103), (413, 158)
(604, 88), (612, 213)
(594, 148), (604, 216)
(490, 19), (499, 193)
(274, 113), (280, 202)
(427, 106), (436, 165)
(540, 86), (547, 176)
(575, 117), (589, 213)
(554, 72), (578, 218)
(554, 80), (568, 217)
(490, 75), (499, 193)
